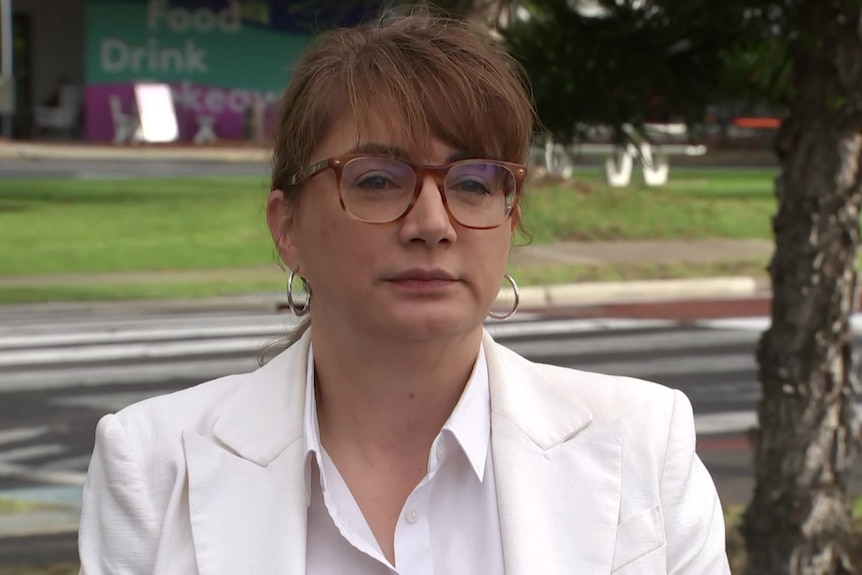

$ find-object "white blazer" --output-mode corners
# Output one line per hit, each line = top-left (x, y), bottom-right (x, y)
(78, 329), (730, 574)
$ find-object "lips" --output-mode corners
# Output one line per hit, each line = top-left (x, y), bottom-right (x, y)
(386, 268), (458, 282)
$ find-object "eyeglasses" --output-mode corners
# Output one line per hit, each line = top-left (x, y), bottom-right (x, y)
(288, 155), (527, 230)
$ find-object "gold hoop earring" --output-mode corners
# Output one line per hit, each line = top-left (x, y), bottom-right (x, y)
(286, 270), (311, 316)
(489, 273), (520, 321)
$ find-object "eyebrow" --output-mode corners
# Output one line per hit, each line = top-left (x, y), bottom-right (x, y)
(347, 142), (472, 163)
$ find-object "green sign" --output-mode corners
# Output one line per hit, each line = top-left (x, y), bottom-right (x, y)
(85, 0), (310, 91)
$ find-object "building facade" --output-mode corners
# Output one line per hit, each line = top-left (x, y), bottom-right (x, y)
(10, 0), (378, 141)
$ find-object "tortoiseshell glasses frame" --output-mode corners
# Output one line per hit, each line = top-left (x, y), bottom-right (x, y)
(288, 154), (528, 230)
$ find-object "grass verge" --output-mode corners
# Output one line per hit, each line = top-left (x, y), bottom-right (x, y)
(0, 497), (51, 514)
(1, 170), (776, 277)
(519, 168), (775, 244)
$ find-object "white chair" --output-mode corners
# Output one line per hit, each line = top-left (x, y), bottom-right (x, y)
(193, 115), (217, 144)
(109, 95), (142, 144)
(639, 143), (670, 187)
(604, 144), (636, 187)
(33, 85), (82, 138)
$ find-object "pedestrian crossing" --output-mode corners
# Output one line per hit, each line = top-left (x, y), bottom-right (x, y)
(0, 311), (853, 497)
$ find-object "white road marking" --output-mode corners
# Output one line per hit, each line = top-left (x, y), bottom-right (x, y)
(52, 391), (168, 412)
(0, 444), (64, 464)
(0, 321), (298, 350)
(0, 356), (256, 393)
(0, 318), (676, 368)
(0, 426), (51, 446)
(0, 462), (87, 485)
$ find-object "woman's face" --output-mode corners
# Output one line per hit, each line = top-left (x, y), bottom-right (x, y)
(268, 116), (517, 342)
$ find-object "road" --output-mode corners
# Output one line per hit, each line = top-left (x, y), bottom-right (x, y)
(1, 309), (860, 566)
(0, 157), (270, 179)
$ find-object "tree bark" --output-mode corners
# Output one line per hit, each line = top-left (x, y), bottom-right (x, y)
(743, 2), (862, 574)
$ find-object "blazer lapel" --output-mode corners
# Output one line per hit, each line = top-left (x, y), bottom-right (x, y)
(485, 331), (623, 575)
(184, 331), (312, 575)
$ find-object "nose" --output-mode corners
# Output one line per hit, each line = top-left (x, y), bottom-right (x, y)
(398, 175), (457, 245)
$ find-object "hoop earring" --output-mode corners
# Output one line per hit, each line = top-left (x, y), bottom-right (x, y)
(286, 270), (311, 316)
(489, 273), (520, 321)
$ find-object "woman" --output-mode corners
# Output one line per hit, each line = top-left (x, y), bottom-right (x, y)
(77, 9), (730, 575)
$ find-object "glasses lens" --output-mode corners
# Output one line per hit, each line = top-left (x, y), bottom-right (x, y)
(340, 157), (415, 223)
(444, 161), (516, 228)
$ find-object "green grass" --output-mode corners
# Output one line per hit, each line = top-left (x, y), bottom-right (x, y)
(519, 168), (776, 244)
(1, 170), (777, 277)
(0, 176), (274, 276)
(0, 496), (52, 513)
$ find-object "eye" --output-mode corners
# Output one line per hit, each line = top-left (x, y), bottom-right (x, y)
(357, 174), (391, 189)
(451, 178), (491, 195)
(354, 172), (402, 190)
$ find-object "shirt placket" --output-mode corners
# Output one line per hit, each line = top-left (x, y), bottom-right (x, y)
(393, 475), (434, 575)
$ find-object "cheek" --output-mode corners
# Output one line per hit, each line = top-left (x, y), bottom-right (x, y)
(467, 230), (513, 280)
(293, 196), (345, 276)
(486, 227), (515, 260)
(299, 210), (380, 284)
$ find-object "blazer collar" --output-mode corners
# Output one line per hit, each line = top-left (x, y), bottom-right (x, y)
(209, 328), (594, 465)
(210, 329), (312, 466)
(482, 329), (593, 447)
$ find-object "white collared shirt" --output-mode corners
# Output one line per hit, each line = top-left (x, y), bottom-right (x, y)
(303, 343), (504, 575)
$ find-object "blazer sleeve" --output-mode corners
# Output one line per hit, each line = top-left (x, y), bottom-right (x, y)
(661, 390), (731, 574)
(78, 413), (159, 574)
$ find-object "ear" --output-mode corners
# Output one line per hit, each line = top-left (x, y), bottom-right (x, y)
(266, 189), (301, 272)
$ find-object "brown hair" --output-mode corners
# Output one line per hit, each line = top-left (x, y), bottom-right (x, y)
(263, 6), (536, 359)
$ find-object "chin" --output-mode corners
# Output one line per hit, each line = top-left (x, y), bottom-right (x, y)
(376, 304), (482, 341)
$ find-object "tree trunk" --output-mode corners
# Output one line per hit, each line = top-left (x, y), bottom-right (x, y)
(743, 2), (862, 574)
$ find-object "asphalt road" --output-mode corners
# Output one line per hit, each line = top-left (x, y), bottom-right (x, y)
(0, 157), (270, 179)
(1, 310), (860, 566)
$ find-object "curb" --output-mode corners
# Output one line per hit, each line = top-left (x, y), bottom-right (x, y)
(0, 276), (764, 318)
(499, 276), (762, 309)
(0, 143), (269, 163)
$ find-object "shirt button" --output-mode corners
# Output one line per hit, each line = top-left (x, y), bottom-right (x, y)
(436, 445), (445, 461)
(406, 510), (419, 524)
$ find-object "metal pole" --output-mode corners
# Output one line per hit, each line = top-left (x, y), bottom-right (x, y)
(0, 0), (12, 139)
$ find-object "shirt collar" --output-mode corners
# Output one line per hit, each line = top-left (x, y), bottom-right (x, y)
(302, 342), (492, 503)
(439, 344), (490, 482)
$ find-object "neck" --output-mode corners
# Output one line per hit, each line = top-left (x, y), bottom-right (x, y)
(310, 323), (483, 455)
